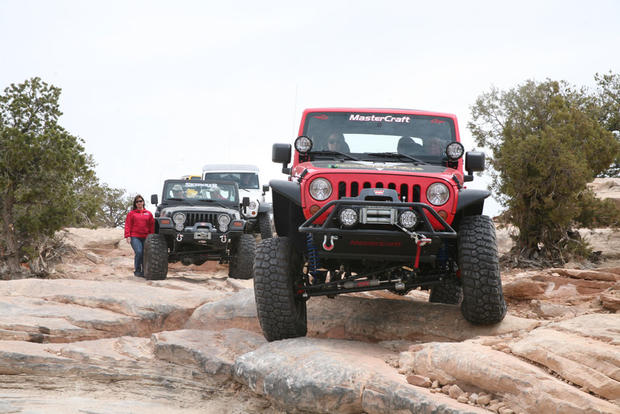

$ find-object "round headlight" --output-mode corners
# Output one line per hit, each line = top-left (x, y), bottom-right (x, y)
(399, 210), (418, 229)
(173, 213), (186, 224)
(309, 178), (332, 201)
(294, 136), (313, 153)
(218, 214), (231, 226)
(175, 222), (184, 231)
(446, 142), (464, 160)
(339, 208), (358, 227)
(249, 201), (258, 210)
(426, 183), (450, 206)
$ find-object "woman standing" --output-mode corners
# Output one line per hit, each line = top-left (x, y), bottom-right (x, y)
(124, 195), (154, 277)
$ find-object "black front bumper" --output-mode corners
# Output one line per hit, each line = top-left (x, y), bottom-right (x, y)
(298, 200), (456, 262)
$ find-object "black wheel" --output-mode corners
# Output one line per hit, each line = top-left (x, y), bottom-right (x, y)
(458, 215), (507, 324)
(228, 234), (256, 279)
(144, 234), (168, 280)
(254, 237), (307, 341)
(429, 281), (463, 304)
(258, 213), (272, 239)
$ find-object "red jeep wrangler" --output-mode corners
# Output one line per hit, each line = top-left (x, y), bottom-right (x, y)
(254, 108), (506, 341)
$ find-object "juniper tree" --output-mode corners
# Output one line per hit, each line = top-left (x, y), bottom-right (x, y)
(469, 78), (620, 263)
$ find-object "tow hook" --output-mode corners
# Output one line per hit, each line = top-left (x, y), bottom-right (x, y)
(176, 233), (184, 242)
(220, 235), (227, 243)
(322, 234), (338, 251)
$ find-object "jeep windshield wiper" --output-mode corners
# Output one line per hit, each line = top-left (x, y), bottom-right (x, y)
(310, 150), (360, 161)
(365, 152), (427, 164)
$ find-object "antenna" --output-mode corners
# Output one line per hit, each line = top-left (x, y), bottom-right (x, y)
(291, 84), (298, 137)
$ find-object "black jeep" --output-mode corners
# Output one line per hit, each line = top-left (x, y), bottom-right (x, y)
(144, 179), (255, 280)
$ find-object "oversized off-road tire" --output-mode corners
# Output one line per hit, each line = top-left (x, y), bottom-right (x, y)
(144, 234), (168, 280)
(458, 215), (507, 324)
(429, 281), (463, 305)
(228, 234), (256, 279)
(258, 212), (273, 240)
(254, 237), (307, 341)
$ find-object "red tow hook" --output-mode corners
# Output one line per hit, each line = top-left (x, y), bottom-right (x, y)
(414, 235), (432, 269)
(322, 235), (337, 251)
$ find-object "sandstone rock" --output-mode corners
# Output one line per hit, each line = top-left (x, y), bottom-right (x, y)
(406, 374), (431, 387)
(511, 326), (620, 402)
(589, 177), (620, 209)
(548, 268), (619, 282)
(399, 341), (619, 413)
(0, 279), (227, 342)
(85, 251), (103, 264)
(234, 337), (487, 413)
(477, 394), (491, 405)
(449, 384), (464, 398)
(530, 300), (577, 319)
(152, 328), (265, 379)
(189, 289), (539, 343)
(600, 290), (620, 311)
(503, 279), (547, 299)
(550, 314), (620, 345)
(457, 395), (469, 403)
(185, 289), (260, 332)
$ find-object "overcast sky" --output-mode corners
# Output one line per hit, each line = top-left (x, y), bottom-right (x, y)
(1, 0), (619, 216)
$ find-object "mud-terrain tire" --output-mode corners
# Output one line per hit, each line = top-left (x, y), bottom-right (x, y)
(458, 215), (506, 324)
(144, 234), (168, 280)
(228, 234), (256, 279)
(254, 237), (307, 341)
(258, 212), (272, 240)
(429, 281), (463, 305)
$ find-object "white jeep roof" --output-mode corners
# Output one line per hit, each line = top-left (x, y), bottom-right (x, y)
(202, 164), (259, 173)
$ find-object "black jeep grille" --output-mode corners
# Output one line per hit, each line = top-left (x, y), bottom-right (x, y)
(184, 212), (218, 226)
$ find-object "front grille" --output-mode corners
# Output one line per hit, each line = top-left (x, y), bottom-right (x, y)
(184, 212), (218, 226)
(337, 180), (422, 202)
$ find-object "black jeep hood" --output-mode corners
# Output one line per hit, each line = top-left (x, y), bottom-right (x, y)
(309, 160), (449, 174)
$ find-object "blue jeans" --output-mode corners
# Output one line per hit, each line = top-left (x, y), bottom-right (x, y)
(130, 237), (146, 275)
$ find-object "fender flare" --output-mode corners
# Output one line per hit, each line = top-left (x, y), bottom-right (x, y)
(270, 179), (301, 206)
(455, 189), (490, 213)
(258, 202), (272, 213)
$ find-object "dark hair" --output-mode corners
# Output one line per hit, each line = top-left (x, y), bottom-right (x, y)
(132, 194), (145, 210)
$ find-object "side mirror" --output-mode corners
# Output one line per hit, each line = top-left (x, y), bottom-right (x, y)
(262, 185), (269, 193)
(241, 196), (250, 215)
(464, 151), (485, 181)
(272, 143), (292, 174)
(151, 194), (158, 205)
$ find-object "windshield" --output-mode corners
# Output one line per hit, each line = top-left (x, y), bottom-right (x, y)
(203, 172), (259, 190)
(302, 112), (456, 163)
(164, 181), (238, 202)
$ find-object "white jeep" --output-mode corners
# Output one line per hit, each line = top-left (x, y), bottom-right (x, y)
(202, 164), (273, 239)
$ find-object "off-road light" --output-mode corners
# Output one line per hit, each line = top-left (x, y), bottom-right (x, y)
(173, 213), (186, 224)
(309, 177), (332, 201)
(445, 142), (464, 160)
(218, 214), (231, 232)
(294, 136), (313, 153)
(399, 210), (417, 229)
(339, 208), (358, 227)
(427, 183), (450, 206)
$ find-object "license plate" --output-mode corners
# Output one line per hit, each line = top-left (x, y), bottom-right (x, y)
(194, 231), (211, 240)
